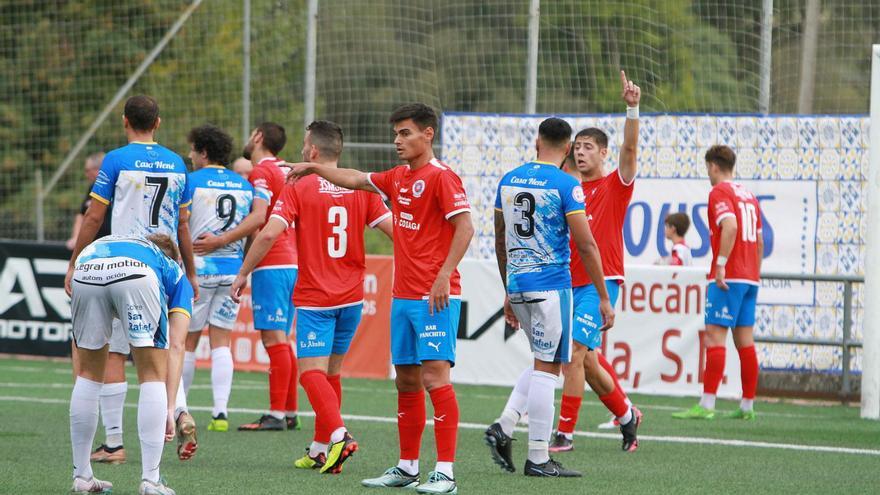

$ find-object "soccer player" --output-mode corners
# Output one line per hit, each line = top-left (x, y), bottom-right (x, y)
(232, 120), (392, 474)
(549, 71), (642, 453)
(64, 95), (198, 465)
(69, 233), (193, 495)
(288, 104), (473, 494)
(227, 122), (301, 432)
(180, 124), (255, 436)
(484, 118), (613, 477)
(66, 152), (109, 250)
(660, 213), (693, 266)
(673, 145), (763, 420)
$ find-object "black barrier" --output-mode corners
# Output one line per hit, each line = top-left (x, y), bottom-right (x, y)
(0, 240), (73, 357)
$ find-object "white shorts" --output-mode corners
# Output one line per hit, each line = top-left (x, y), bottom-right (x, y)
(509, 288), (573, 364)
(71, 257), (168, 350)
(190, 274), (239, 331)
(108, 319), (130, 355)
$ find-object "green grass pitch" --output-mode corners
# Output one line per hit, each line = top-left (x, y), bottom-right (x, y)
(1, 357), (878, 494)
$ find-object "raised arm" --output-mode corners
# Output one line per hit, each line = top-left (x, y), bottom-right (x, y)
(619, 70), (641, 185)
(287, 162), (374, 192)
(568, 213), (615, 331)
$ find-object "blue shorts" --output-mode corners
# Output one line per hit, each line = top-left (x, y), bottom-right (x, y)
(705, 282), (759, 328)
(571, 280), (621, 350)
(251, 267), (297, 333)
(391, 298), (460, 366)
(295, 303), (363, 358)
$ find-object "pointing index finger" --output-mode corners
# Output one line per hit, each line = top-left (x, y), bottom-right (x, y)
(620, 70), (628, 88)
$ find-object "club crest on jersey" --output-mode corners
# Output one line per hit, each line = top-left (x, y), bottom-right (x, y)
(572, 187), (585, 203)
(412, 180), (426, 198)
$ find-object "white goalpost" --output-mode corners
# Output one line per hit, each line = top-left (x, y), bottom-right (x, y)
(862, 44), (880, 420)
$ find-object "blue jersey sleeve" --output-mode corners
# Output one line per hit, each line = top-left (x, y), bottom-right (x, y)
(181, 170), (193, 208)
(163, 260), (193, 317)
(494, 176), (504, 210)
(559, 174), (585, 216)
(90, 153), (121, 204)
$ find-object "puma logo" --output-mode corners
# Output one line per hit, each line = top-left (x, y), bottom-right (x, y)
(427, 341), (441, 352)
(398, 412), (405, 418)
(559, 416), (572, 422)
(433, 415), (446, 422)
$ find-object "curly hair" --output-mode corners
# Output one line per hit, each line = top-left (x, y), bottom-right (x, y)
(187, 124), (234, 165)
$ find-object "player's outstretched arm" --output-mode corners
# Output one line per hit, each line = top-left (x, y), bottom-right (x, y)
(568, 213), (615, 331)
(64, 199), (108, 296)
(193, 199), (268, 255)
(429, 212), (474, 315)
(230, 217), (286, 303)
(715, 216), (738, 290)
(619, 70), (641, 185)
(177, 208), (199, 302)
(286, 162), (373, 192)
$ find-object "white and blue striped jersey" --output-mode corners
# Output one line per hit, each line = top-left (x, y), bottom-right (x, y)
(90, 142), (191, 243)
(186, 166), (254, 276)
(495, 161), (586, 293)
(75, 234), (194, 317)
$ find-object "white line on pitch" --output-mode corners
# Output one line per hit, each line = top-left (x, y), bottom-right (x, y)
(0, 394), (877, 457)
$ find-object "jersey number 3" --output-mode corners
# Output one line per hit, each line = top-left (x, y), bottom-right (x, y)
(513, 192), (536, 238)
(328, 206), (348, 258)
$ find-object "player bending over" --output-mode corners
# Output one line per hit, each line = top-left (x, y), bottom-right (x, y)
(485, 118), (614, 477)
(673, 145), (763, 420)
(234, 120), (393, 474)
(288, 104), (473, 495)
(65, 95), (198, 465)
(180, 124), (257, 436)
(69, 234), (193, 495)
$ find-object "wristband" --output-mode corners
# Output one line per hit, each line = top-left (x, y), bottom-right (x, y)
(626, 106), (639, 119)
(716, 256), (728, 267)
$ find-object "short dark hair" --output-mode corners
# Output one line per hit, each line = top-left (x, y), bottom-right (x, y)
(306, 120), (344, 159)
(665, 212), (691, 237)
(187, 124), (234, 165)
(389, 103), (439, 134)
(124, 95), (159, 132)
(256, 122), (287, 155)
(705, 145), (736, 171)
(574, 127), (609, 149)
(538, 118), (572, 148)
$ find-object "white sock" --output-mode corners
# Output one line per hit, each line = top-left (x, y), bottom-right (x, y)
(741, 399), (754, 412)
(70, 377), (102, 480)
(99, 381), (127, 448)
(182, 351), (196, 395)
(526, 370), (556, 464)
(329, 426), (347, 443)
(497, 366), (532, 436)
(210, 347), (233, 417)
(617, 408), (633, 425)
(309, 441), (328, 456)
(397, 459), (419, 476)
(700, 393), (716, 410)
(138, 381), (167, 483)
(434, 461), (454, 479)
(174, 380), (188, 419)
(269, 410), (286, 420)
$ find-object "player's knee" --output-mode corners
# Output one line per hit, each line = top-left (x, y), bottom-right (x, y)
(395, 367), (423, 392)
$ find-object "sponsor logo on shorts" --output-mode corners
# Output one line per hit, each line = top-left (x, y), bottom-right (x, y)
(427, 341), (442, 352)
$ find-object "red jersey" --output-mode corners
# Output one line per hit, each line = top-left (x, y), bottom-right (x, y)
(249, 157), (297, 268)
(708, 181), (762, 284)
(367, 158), (471, 299)
(570, 169), (634, 287)
(669, 242), (692, 266)
(271, 175), (390, 308)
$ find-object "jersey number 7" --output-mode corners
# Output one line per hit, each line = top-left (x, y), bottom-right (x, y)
(145, 176), (169, 228)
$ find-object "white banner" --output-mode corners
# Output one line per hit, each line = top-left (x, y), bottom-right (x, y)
(454, 261), (744, 399)
(626, 179), (817, 305)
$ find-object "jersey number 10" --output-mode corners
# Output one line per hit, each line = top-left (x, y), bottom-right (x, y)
(738, 201), (758, 243)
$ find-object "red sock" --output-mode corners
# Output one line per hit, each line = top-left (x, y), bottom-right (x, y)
(597, 352), (628, 401)
(598, 386), (629, 418)
(557, 394), (582, 434)
(328, 374), (342, 407)
(429, 385), (459, 462)
(300, 370), (344, 440)
(285, 345), (298, 413)
(738, 345), (759, 400)
(398, 390), (426, 460)
(703, 346), (726, 395)
(266, 343), (292, 412)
